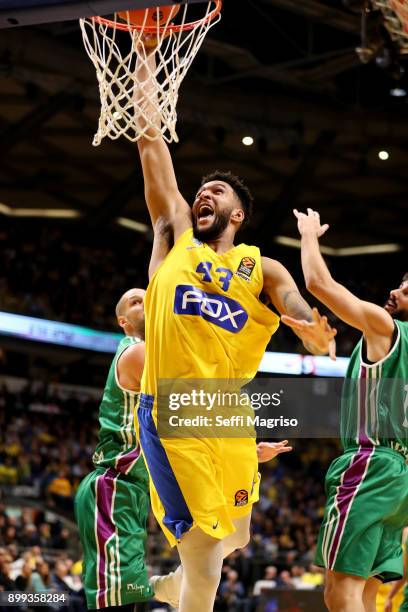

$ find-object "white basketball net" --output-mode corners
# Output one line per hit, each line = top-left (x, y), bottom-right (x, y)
(80, 2), (221, 145)
(372, 0), (408, 52)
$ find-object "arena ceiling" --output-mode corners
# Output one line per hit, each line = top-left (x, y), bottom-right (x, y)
(0, 0), (407, 255)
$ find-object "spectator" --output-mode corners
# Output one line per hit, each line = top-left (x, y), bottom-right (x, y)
(2, 526), (17, 547)
(252, 566), (277, 596)
(0, 457), (18, 485)
(17, 454), (32, 485)
(20, 524), (40, 548)
(52, 527), (70, 550)
(38, 523), (53, 549)
(9, 545), (26, 579)
(277, 570), (295, 590)
(50, 560), (69, 592)
(51, 560), (86, 612)
(219, 569), (247, 611)
(14, 561), (33, 591)
(29, 546), (43, 569)
(47, 470), (73, 511)
(31, 560), (52, 593)
(290, 565), (307, 589)
(0, 554), (15, 591)
(300, 563), (324, 588)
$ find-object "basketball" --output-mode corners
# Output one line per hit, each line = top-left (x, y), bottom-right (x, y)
(118, 4), (180, 27)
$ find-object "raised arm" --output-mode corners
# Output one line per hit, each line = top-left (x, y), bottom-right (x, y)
(262, 256), (336, 357)
(137, 135), (191, 235)
(293, 208), (394, 354)
(134, 43), (191, 271)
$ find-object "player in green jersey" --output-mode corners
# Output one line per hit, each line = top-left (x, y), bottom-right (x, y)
(283, 209), (408, 612)
(75, 288), (153, 611)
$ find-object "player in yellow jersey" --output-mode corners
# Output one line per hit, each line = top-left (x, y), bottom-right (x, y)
(134, 47), (336, 612)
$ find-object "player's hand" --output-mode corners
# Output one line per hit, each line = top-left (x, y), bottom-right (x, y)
(281, 307), (337, 360)
(257, 440), (292, 463)
(293, 208), (329, 238)
(135, 33), (160, 52)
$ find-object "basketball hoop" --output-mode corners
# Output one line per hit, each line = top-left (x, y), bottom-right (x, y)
(80, 2), (222, 146)
(372, 0), (408, 52)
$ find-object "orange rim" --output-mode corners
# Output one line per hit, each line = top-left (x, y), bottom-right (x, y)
(91, 1), (222, 33)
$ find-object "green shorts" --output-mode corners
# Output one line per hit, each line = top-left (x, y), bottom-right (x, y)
(315, 446), (408, 582)
(75, 467), (153, 609)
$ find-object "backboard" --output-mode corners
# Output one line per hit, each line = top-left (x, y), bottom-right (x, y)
(0, 0), (203, 28)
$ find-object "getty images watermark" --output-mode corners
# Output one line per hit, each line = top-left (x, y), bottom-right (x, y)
(156, 378), (338, 439)
(156, 377), (408, 443)
(167, 388), (298, 430)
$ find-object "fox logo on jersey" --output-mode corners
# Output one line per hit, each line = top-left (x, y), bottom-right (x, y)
(174, 285), (248, 333)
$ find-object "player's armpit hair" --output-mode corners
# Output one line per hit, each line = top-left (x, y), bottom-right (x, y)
(153, 217), (173, 245)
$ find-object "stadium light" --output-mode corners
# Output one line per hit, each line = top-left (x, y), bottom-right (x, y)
(274, 236), (402, 256)
(390, 87), (407, 97)
(0, 203), (80, 218)
(116, 217), (150, 233)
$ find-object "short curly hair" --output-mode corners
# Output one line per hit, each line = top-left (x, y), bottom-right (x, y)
(200, 170), (254, 227)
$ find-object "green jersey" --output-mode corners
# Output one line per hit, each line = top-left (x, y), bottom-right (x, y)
(341, 320), (408, 459)
(92, 336), (148, 482)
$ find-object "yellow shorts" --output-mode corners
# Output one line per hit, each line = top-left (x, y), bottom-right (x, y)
(137, 394), (260, 546)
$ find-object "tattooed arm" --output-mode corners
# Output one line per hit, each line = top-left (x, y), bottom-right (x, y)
(262, 256), (336, 357)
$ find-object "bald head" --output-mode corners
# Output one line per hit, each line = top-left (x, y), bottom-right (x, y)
(115, 288), (145, 338)
(116, 290), (131, 319)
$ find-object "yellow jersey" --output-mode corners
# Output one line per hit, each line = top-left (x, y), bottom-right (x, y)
(142, 228), (279, 391)
(138, 228), (280, 546)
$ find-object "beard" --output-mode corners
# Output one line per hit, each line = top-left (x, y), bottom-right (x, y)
(384, 301), (408, 322)
(193, 210), (231, 242)
(391, 308), (408, 322)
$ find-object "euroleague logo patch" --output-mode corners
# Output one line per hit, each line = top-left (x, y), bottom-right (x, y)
(234, 489), (249, 507)
(236, 257), (256, 281)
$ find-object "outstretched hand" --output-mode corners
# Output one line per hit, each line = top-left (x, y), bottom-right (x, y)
(257, 440), (293, 463)
(281, 307), (337, 360)
(293, 208), (329, 238)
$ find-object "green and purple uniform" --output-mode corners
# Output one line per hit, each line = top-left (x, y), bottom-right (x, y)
(316, 320), (408, 582)
(75, 336), (153, 609)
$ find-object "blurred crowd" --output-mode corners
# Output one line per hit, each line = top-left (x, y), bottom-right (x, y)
(0, 223), (148, 332)
(0, 381), (336, 610)
(0, 507), (85, 612)
(0, 382), (97, 502)
(0, 219), (402, 356)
